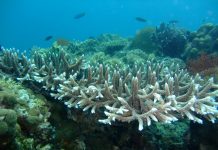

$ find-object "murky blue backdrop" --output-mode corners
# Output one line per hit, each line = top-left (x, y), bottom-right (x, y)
(0, 0), (218, 50)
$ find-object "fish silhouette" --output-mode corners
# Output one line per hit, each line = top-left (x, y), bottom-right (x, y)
(45, 35), (53, 41)
(135, 17), (147, 22)
(74, 12), (86, 19)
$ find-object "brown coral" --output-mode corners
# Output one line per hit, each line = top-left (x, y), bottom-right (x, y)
(187, 53), (218, 80)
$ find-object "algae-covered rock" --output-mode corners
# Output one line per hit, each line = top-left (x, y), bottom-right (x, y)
(0, 121), (8, 135)
(88, 52), (109, 64)
(152, 23), (188, 58)
(0, 91), (17, 108)
(144, 120), (190, 149)
(129, 27), (158, 54)
(2, 109), (17, 125)
(26, 115), (43, 126)
(102, 39), (127, 55)
(0, 108), (17, 147)
(121, 49), (152, 65)
(0, 76), (53, 149)
(183, 23), (218, 59)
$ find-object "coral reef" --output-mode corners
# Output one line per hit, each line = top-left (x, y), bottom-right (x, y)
(0, 76), (53, 149)
(1, 27), (218, 149)
(183, 23), (218, 59)
(120, 49), (155, 65)
(129, 27), (159, 54)
(152, 23), (189, 58)
(1, 48), (217, 132)
(144, 120), (190, 149)
(187, 53), (218, 81)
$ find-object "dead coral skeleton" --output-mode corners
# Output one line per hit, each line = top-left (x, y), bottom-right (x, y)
(1, 48), (218, 130)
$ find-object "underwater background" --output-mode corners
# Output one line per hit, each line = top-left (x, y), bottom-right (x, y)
(1, 0), (218, 50)
(1, 0), (218, 150)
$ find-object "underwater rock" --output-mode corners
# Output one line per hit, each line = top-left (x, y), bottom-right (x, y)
(187, 53), (218, 82)
(0, 76), (54, 149)
(0, 108), (17, 147)
(121, 49), (152, 65)
(144, 120), (190, 149)
(152, 22), (188, 58)
(129, 27), (158, 54)
(103, 40), (126, 55)
(183, 23), (218, 59)
(0, 121), (8, 135)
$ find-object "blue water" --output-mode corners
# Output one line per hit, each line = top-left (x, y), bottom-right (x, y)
(0, 0), (218, 51)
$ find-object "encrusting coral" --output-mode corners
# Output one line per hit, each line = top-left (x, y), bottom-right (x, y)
(183, 23), (218, 59)
(1, 48), (218, 131)
(0, 75), (53, 148)
(187, 53), (218, 81)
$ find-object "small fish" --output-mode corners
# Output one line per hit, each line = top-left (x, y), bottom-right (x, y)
(88, 36), (95, 39)
(0, 45), (3, 52)
(74, 12), (86, 19)
(135, 17), (147, 22)
(45, 35), (53, 41)
(169, 20), (179, 24)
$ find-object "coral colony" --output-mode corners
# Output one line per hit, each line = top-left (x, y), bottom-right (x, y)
(1, 48), (218, 131)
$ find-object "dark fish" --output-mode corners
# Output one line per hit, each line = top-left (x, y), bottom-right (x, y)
(135, 17), (147, 22)
(202, 19), (206, 23)
(88, 36), (95, 39)
(45, 35), (53, 41)
(0, 45), (2, 52)
(169, 20), (179, 24)
(74, 12), (86, 19)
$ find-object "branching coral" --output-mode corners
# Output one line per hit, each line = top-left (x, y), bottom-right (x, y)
(0, 49), (32, 77)
(36, 57), (218, 130)
(1, 48), (218, 131)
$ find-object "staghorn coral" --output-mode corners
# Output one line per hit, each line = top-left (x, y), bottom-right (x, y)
(1, 48), (218, 131)
(0, 49), (33, 77)
(49, 60), (218, 131)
